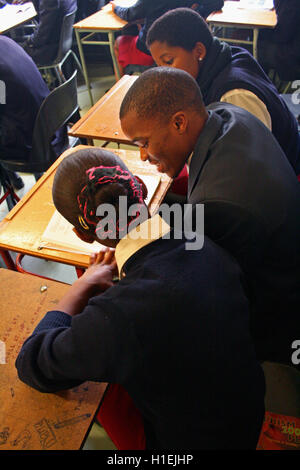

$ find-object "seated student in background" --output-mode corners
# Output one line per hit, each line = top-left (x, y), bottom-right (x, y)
(12, 0), (77, 66)
(191, 0), (224, 18)
(76, 0), (106, 21)
(258, 0), (300, 82)
(119, 67), (300, 370)
(146, 8), (300, 175)
(16, 147), (265, 450)
(109, 1), (223, 77)
(0, 36), (67, 188)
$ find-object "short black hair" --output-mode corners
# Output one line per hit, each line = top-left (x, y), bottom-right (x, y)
(120, 66), (205, 122)
(146, 8), (213, 51)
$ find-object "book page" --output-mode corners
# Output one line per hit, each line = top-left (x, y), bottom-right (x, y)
(238, 0), (274, 10)
(40, 174), (160, 255)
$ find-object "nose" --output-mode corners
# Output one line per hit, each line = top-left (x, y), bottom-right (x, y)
(140, 147), (148, 162)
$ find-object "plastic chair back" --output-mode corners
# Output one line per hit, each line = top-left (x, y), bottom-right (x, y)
(54, 9), (77, 65)
(31, 70), (78, 170)
(0, 71), (79, 174)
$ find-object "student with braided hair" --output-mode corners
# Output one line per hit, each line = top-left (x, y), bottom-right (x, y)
(16, 147), (265, 450)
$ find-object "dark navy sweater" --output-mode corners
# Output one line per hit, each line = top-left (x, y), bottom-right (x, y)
(15, 235), (265, 449)
(198, 46), (300, 174)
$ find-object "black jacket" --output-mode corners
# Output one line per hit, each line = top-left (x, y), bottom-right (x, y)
(186, 102), (300, 366)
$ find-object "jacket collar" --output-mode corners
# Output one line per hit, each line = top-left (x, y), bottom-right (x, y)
(115, 214), (171, 278)
(188, 110), (224, 198)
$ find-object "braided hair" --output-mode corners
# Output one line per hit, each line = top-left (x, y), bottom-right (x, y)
(52, 148), (147, 242)
(77, 164), (145, 239)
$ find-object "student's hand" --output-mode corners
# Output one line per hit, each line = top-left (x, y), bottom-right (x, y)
(12, 0), (28, 4)
(79, 248), (117, 293)
(89, 248), (115, 267)
(56, 248), (117, 317)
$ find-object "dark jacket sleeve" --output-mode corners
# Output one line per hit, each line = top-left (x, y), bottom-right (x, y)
(15, 295), (141, 393)
(272, 0), (300, 44)
(30, 0), (60, 47)
(259, 0), (300, 44)
(114, 0), (147, 22)
(194, 0), (224, 19)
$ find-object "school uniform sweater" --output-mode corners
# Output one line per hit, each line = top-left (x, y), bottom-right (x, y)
(15, 216), (265, 450)
(197, 41), (300, 174)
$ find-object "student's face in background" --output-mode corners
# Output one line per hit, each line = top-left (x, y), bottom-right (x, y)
(121, 110), (192, 179)
(149, 41), (205, 80)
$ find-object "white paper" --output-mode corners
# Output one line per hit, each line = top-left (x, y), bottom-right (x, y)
(238, 0), (274, 10)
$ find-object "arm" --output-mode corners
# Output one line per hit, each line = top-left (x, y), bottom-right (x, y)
(110, 0), (146, 22)
(15, 250), (124, 392)
(27, 0), (59, 47)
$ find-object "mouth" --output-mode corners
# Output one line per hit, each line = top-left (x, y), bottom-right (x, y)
(148, 157), (164, 173)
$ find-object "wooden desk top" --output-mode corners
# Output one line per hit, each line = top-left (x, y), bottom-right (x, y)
(0, 268), (106, 450)
(207, 1), (277, 28)
(0, 146), (171, 269)
(74, 0), (136, 31)
(0, 2), (36, 34)
(69, 75), (138, 144)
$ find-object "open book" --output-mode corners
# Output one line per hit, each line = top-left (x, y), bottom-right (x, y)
(39, 175), (161, 256)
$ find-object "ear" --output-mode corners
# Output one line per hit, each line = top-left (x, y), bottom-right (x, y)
(72, 227), (95, 244)
(134, 175), (148, 200)
(171, 111), (188, 134)
(193, 41), (207, 61)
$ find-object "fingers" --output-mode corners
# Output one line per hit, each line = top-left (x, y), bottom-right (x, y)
(101, 248), (115, 265)
(89, 248), (116, 266)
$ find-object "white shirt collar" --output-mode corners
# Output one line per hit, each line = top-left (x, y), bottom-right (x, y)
(115, 214), (171, 277)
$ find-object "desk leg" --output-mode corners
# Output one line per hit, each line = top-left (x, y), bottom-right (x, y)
(253, 28), (259, 60)
(0, 249), (16, 271)
(108, 31), (121, 81)
(75, 29), (94, 107)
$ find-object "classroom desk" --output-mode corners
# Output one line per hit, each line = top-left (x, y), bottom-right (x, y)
(0, 268), (106, 450)
(0, 146), (171, 271)
(207, 1), (277, 59)
(0, 2), (36, 34)
(74, 1), (136, 106)
(68, 74), (138, 146)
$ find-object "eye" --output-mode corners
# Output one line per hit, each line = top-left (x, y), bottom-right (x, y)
(164, 58), (173, 65)
(141, 141), (149, 149)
